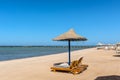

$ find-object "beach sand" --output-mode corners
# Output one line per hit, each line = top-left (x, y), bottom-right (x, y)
(0, 48), (120, 80)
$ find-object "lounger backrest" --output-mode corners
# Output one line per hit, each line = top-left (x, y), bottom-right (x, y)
(69, 57), (83, 69)
(69, 60), (78, 69)
(77, 57), (83, 67)
(78, 57), (83, 64)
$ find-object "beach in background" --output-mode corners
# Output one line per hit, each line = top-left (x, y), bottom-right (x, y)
(0, 48), (120, 80)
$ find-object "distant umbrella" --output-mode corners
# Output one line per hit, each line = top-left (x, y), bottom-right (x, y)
(53, 29), (87, 65)
(97, 42), (104, 46)
(116, 42), (120, 46)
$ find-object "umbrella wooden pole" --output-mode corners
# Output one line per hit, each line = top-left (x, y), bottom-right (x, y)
(68, 40), (71, 65)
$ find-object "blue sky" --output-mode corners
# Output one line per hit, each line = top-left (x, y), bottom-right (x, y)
(0, 0), (120, 45)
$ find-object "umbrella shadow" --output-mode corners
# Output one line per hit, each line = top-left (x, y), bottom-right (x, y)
(113, 55), (120, 57)
(95, 75), (120, 80)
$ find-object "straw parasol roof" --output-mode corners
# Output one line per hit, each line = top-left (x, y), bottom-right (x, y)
(53, 29), (87, 65)
(53, 29), (87, 41)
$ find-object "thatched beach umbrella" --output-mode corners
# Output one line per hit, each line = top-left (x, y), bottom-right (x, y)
(53, 29), (87, 65)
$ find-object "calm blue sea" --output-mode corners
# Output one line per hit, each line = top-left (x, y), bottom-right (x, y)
(0, 46), (92, 61)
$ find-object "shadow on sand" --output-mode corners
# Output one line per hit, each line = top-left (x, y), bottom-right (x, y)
(113, 55), (120, 57)
(95, 75), (120, 80)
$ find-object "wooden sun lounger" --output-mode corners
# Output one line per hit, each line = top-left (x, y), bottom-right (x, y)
(51, 57), (88, 74)
(116, 47), (120, 54)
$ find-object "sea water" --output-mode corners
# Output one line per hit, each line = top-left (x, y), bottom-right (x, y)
(0, 46), (93, 61)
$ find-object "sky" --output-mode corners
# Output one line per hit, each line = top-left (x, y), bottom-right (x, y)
(0, 0), (120, 46)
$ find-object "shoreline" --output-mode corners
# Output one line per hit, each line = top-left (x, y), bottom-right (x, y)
(0, 48), (120, 80)
(0, 47), (93, 62)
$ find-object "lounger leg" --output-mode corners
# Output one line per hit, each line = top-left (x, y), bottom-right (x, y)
(71, 68), (79, 74)
(53, 69), (56, 72)
(51, 69), (56, 72)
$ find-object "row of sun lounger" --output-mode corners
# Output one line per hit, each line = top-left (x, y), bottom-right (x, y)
(97, 46), (120, 54)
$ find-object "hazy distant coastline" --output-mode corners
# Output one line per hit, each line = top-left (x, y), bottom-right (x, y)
(0, 46), (95, 61)
(0, 45), (95, 48)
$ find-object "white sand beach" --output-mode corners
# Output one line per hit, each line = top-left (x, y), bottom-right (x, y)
(0, 48), (120, 80)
